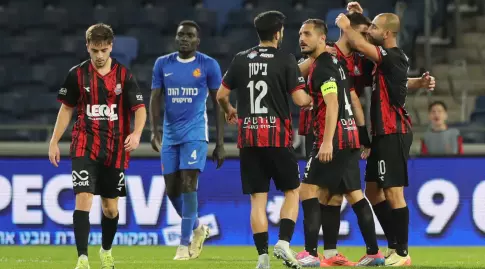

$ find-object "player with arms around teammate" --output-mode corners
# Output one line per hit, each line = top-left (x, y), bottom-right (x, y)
(217, 11), (312, 269)
(336, 3), (414, 265)
(150, 20), (225, 260)
(48, 23), (147, 269)
(296, 19), (384, 267)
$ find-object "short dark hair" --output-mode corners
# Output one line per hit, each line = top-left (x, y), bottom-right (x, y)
(86, 23), (114, 45)
(428, 101), (447, 112)
(302, 19), (328, 35)
(346, 12), (372, 27)
(178, 20), (201, 35)
(254, 11), (286, 42)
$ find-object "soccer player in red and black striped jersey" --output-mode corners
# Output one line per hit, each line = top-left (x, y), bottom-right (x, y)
(217, 10), (312, 269)
(297, 19), (385, 267)
(48, 23), (146, 269)
(337, 6), (414, 266)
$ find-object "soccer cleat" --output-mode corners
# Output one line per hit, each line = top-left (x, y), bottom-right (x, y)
(74, 255), (90, 269)
(256, 254), (270, 269)
(190, 224), (210, 259)
(273, 242), (301, 269)
(295, 250), (321, 267)
(321, 253), (357, 266)
(385, 252), (412, 266)
(173, 245), (191, 260)
(99, 248), (115, 269)
(384, 248), (396, 258)
(355, 251), (385, 266)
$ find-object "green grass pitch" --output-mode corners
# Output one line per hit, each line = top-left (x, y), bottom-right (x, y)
(1, 246), (484, 268)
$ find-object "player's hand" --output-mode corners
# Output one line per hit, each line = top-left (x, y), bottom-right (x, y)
(48, 141), (61, 167)
(326, 45), (337, 55)
(347, 1), (364, 14)
(335, 13), (351, 29)
(212, 144), (225, 169)
(361, 147), (371, 159)
(150, 132), (162, 152)
(317, 142), (333, 163)
(225, 107), (238, 124)
(125, 132), (141, 152)
(420, 71), (435, 91)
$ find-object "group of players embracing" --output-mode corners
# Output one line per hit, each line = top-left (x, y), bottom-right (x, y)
(218, 1), (435, 268)
(48, 0), (435, 268)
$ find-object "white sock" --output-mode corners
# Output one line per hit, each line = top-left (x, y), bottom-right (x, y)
(101, 248), (111, 254)
(324, 249), (338, 259)
(78, 254), (88, 261)
(276, 240), (289, 249)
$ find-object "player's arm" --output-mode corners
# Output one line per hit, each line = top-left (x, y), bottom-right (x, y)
(217, 58), (238, 124)
(288, 55), (312, 107)
(124, 72), (147, 152)
(149, 58), (164, 152)
(207, 58), (225, 148)
(407, 71), (436, 91)
(321, 80), (339, 146)
(336, 14), (380, 63)
(298, 58), (313, 78)
(350, 90), (371, 147)
(49, 69), (79, 167)
(207, 58), (226, 168)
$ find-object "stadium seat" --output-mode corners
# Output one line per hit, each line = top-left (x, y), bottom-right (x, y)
(92, 6), (121, 30)
(29, 93), (60, 113)
(199, 37), (232, 58)
(470, 111), (485, 123)
(61, 36), (87, 59)
(461, 123), (485, 143)
(8, 66), (34, 86)
(474, 96), (485, 111)
(326, 27), (341, 42)
(154, 0), (193, 10)
(224, 9), (255, 33)
(123, 7), (167, 29)
(0, 8), (20, 32)
(256, 0), (293, 10)
(325, 8), (369, 24)
(8, 37), (39, 60)
(137, 36), (166, 60)
(112, 54), (132, 67)
(0, 65), (8, 91)
(42, 7), (70, 31)
(44, 55), (80, 74)
(285, 9), (319, 28)
(112, 36), (138, 65)
(0, 91), (29, 117)
(32, 64), (62, 89)
(131, 64), (153, 90)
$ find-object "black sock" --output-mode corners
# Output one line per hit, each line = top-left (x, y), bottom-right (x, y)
(279, 218), (296, 243)
(101, 213), (119, 251)
(372, 200), (397, 249)
(352, 199), (379, 255)
(73, 210), (90, 257)
(302, 198), (320, 257)
(253, 232), (268, 255)
(320, 204), (340, 250)
(392, 207), (409, 257)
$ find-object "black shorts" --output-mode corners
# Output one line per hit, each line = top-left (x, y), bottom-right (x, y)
(303, 148), (361, 194)
(239, 147), (300, 194)
(365, 133), (413, 188)
(304, 133), (315, 159)
(72, 157), (127, 198)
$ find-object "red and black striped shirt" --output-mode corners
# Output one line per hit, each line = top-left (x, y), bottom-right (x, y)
(334, 44), (373, 97)
(57, 59), (145, 169)
(371, 46), (412, 136)
(308, 52), (360, 150)
(222, 46), (306, 148)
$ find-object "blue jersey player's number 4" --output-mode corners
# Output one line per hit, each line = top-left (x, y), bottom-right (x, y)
(247, 80), (268, 114)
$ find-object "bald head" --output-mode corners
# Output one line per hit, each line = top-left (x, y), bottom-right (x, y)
(375, 13), (400, 34)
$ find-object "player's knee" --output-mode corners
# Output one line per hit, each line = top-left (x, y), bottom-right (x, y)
(75, 192), (94, 211)
(299, 183), (318, 201)
(250, 193), (268, 209)
(102, 205), (119, 219)
(181, 171), (198, 193)
(283, 187), (299, 199)
(327, 194), (344, 206)
(384, 187), (406, 208)
(365, 183), (385, 205)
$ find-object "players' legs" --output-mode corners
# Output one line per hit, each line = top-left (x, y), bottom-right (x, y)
(365, 148), (398, 252)
(74, 192), (94, 258)
(300, 183), (320, 258)
(384, 187), (409, 259)
(318, 189), (343, 260)
(250, 192), (270, 254)
(100, 197), (119, 251)
(180, 169), (199, 247)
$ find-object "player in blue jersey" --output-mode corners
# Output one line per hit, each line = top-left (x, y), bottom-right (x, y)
(149, 20), (226, 260)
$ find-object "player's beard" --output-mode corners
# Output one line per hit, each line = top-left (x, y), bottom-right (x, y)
(367, 34), (384, 46)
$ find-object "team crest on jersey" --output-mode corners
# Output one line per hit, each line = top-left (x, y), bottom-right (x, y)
(114, 83), (122, 95)
(247, 51), (258, 59)
(192, 68), (201, 78)
(353, 65), (361, 76)
(332, 56), (338, 65)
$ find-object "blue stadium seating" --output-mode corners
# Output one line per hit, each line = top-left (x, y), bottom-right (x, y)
(112, 36), (139, 66)
(474, 96), (485, 111)
(93, 7), (120, 30)
(326, 27), (341, 42)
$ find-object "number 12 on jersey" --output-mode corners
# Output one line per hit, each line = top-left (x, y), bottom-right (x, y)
(247, 80), (268, 114)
